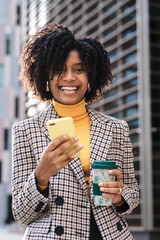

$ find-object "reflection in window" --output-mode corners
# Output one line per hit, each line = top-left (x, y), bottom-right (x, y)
(123, 66), (137, 77)
(103, 99), (119, 111)
(133, 146), (139, 157)
(6, 35), (10, 54)
(104, 88), (118, 98)
(124, 92), (137, 103)
(130, 133), (139, 143)
(124, 52), (137, 63)
(16, 5), (20, 24)
(122, 29), (135, 38)
(123, 79), (137, 90)
(125, 107), (138, 117)
(0, 65), (4, 87)
(111, 113), (119, 119)
(103, 24), (117, 37)
(4, 129), (9, 150)
(128, 119), (139, 129)
(109, 49), (118, 61)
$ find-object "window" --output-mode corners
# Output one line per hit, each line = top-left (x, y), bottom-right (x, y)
(130, 133), (139, 143)
(16, 5), (20, 24)
(6, 35), (10, 54)
(103, 99), (120, 111)
(123, 66), (137, 77)
(0, 65), (4, 87)
(109, 49), (118, 61)
(4, 129), (9, 150)
(122, 29), (135, 38)
(111, 113), (119, 119)
(124, 92), (137, 104)
(124, 52), (137, 64)
(124, 107), (138, 117)
(123, 79), (137, 90)
(15, 97), (19, 118)
(104, 88), (118, 98)
(5, 195), (15, 223)
(128, 119), (139, 129)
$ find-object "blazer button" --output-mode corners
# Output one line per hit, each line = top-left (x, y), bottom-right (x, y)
(55, 226), (64, 236)
(55, 196), (64, 206)
(117, 221), (123, 231)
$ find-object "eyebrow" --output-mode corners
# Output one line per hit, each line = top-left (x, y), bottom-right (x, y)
(74, 63), (83, 66)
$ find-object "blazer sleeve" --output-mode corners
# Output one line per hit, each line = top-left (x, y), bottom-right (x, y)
(115, 120), (140, 216)
(12, 121), (50, 226)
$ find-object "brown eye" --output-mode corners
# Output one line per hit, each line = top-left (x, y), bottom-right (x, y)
(73, 68), (86, 73)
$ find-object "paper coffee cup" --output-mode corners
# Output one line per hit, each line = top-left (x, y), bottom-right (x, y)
(91, 161), (118, 206)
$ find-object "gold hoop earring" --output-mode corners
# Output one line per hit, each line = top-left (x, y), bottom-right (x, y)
(46, 81), (49, 91)
(88, 83), (91, 92)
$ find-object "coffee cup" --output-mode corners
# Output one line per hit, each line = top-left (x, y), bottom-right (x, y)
(91, 161), (118, 206)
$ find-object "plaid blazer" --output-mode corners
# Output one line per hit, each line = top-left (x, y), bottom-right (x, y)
(12, 103), (139, 240)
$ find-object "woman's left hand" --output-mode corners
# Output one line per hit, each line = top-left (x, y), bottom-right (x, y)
(89, 169), (124, 206)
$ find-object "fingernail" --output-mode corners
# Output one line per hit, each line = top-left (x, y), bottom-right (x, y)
(108, 170), (113, 174)
(75, 137), (79, 141)
(79, 144), (83, 149)
(63, 135), (68, 139)
(100, 187), (104, 191)
(99, 182), (103, 187)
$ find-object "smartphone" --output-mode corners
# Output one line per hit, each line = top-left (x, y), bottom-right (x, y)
(46, 117), (79, 157)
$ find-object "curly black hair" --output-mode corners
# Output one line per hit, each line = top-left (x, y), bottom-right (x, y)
(19, 23), (114, 103)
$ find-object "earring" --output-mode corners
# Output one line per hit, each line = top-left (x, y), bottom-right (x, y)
(88, 83), (91, 92)
(46, 81), (49, 91)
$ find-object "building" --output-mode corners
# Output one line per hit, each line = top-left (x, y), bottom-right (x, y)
(0, 0), (24, 231)
(18, 0), (160, 239)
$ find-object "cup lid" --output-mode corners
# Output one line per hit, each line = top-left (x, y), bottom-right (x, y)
(91, 161), (118, 169)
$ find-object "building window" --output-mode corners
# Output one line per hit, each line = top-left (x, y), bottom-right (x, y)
(16, 5), (21, 24)
(4, 129), (9, 150)
(124, 52), (137, 64)
(15, 97), (19, 118)
(130, 133), (139, 143)
(128, 119), (139, 129)
(123, 79), (137, 90)
(0, 65), (4, 86)
(6, 35), (10, 54)
(5, 195), (15, 223)
(125, 107), (138, 117)
(124, 92), (137, 104)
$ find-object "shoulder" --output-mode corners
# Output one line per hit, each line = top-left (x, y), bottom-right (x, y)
(12, 104), (52, 131)
(87, 105), (128, 130)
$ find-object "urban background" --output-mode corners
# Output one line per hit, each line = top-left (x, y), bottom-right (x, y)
(0, 0), (160, 239)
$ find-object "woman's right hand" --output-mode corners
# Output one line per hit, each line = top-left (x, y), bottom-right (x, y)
(35, 135), (83, 186)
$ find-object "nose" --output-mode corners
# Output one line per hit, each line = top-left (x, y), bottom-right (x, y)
(62, 69), (76, 81)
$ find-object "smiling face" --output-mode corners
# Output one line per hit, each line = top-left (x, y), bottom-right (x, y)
(49, 50), (88, 105)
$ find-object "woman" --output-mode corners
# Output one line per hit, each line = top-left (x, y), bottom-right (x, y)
(12, 23), (139, 239)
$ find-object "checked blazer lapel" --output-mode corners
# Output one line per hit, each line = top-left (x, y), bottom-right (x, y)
(87, 107), (113, 165)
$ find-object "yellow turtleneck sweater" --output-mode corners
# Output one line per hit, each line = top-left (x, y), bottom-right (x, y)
(53, 98), (91, 195)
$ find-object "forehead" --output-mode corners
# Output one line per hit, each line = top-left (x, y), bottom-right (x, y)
(65, 50), (82, 64)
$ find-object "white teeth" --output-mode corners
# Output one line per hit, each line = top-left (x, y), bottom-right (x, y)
(60, 87), (78, 91)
